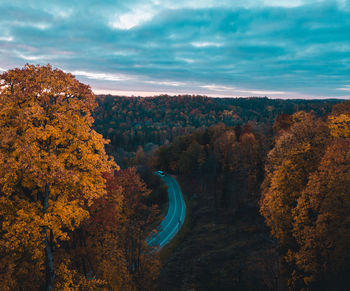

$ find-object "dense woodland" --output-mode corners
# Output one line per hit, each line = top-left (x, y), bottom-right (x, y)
(0, 64), (350, 290)
(148, 103), (350, 290)
(154, 104), (350, 290)
(93, 95), (339, 165)
(93, 94), (350, 290)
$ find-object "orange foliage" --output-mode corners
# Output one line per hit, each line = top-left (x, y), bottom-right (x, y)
(290, 138), (350, 289)
(260, 112), (328, 249)
(70, 168), (161, 290)
(0, 65), (115, 289)
(329, 113), (350, 138)
(261, 103), (350, 289)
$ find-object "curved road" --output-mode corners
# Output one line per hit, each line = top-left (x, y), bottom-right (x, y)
(147, 173), (186, 248)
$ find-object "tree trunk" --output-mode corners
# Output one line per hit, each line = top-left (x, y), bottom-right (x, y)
(41, 184), (56, 291)
(44, 229), (55, 291)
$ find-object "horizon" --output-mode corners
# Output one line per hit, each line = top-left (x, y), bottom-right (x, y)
(93, 91), (350, 100)
(1, 0), (350, 99)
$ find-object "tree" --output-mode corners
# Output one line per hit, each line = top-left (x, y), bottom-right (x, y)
(272, 113), (292, 134)
(68, 171), (131, 290)
(178, 140), (202, 176)
(213, 128), (238, 209)
(238, 132), (260, 203)
(290, 138), (350, 290)
(260, 112), (328, 251)
(69, 168), (161, 290)
(0, 65), (115, 290)
(260, 105), (350, 289)
(113, 168), (161, 290)
(328, 113), (350, 138)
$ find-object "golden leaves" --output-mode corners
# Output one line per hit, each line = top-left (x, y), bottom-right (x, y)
(261, 104), (350, 289)
(0, 65), (117, 289)
(329, 113), (350, 138)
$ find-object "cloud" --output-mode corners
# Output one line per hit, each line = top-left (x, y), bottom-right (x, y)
(0, 0), (350, 98)
(15, 52), (50, 61)
(0, 36), (13, 42)
(191, 42), (224, 47)
(71, 70), (134, 82)
(337, 85), (350, 91)
(201, 84), (237, 91)
(109, 5), (156, 30)
(144, 80), (187, 86)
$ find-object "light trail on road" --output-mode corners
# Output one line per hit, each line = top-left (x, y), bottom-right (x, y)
(147, 173), (186, 248)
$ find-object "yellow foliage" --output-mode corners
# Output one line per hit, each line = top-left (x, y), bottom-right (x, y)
(290, 139), (350, 288)
(54, 259), (108, 291)
(262, 109), (350, 289)
(329, 113), (350, 138)
(260, 111), (328, 274)
(0, 65), (116, 289)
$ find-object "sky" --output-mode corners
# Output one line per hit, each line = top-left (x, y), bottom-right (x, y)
(0, 0), (350, 99)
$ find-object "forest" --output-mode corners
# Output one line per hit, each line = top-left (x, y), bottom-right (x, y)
(151, 105), (350, 290)
(0, 64), (350, 290)
(93, 94), (339, 166)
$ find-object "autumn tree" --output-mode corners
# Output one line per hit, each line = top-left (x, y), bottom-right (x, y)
(238, 131), (260, 203)
(272, 113), (292, 134)
(290, 138), (350, 290)
(288, 105), (350, 290)
(69, 168), (161, 291)
(114, 168), (161, 290)
(261, 103), (350, 289)
(0, 65), (115, 290)
(260, 112), (328, 251)
(213, 128), (238, 209)
(67, 171), (130, 290)
(178, 140), (202, 176)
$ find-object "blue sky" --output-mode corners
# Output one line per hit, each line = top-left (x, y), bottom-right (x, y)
(0, 0), (350, 98)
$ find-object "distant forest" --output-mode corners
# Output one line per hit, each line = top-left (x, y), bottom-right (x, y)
(93, 95), (341, 162)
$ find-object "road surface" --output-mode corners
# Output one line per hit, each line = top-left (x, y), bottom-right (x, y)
(147, 173), (186, 248)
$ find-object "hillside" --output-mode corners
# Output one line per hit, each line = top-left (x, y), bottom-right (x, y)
(93, 95), (341, 164)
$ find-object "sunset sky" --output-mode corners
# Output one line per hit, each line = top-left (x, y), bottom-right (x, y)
(0, 0), (350, 98)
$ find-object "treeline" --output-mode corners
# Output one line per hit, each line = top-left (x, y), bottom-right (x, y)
(93, 95), (340, 155)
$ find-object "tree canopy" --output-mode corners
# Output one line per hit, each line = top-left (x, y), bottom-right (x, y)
(260, 103), (350, 290)
(0, 64), (115, 290)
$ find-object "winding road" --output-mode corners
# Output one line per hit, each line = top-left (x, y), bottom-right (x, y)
(147, 172), (186, 248)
